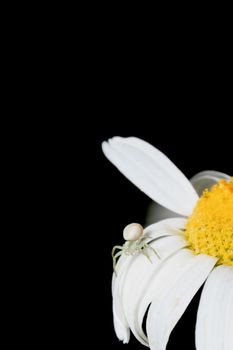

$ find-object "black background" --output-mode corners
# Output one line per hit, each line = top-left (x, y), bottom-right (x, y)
(87, 116), (232, 350)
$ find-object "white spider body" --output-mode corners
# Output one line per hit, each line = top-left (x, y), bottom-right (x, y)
(121, 239), (148, 255)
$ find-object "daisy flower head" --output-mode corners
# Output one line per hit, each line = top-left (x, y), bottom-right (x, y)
(102, 137), (233, 350)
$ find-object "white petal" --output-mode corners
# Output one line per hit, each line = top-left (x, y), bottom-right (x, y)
(190, 170), (231, 196)
(146, 253), (217, 350)
(117, 218), (188, 346)
(113, 300), (130, 343)
(145, 201), (181, 226)
(143, 217), (187, 242)
(196, 265), (233, 350)
(102, 137), (198, 216)
(145, 171), (231, 225)
(112, 255), (131, 343)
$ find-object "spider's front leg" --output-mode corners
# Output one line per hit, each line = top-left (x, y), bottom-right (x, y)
(112, 245), (124, 274)
(149, 245), (160, 259)
(141, 245), (153, 263)
(140, 243), (160, 263)
(112, 251), (123, 274)
(112, 245), (123, 258)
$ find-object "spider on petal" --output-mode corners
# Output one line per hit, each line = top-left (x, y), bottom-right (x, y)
(112, 223), (159, 273)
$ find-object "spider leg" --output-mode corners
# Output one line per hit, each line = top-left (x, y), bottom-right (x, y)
(112, 245), (123, 259)
(141, 248), (152, 263)
(149, 246), (160, 259)
(112, 251), (123, 274)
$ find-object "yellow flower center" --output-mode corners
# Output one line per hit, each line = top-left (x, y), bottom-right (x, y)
(185, 177), (233, 266)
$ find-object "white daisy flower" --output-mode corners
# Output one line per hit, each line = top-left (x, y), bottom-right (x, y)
(102, 136), (233, 350)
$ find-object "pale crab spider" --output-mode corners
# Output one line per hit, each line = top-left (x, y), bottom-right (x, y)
(112, 223), (159, 273)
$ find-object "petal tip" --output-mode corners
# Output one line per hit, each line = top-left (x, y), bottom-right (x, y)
(101, 140), (108, 152)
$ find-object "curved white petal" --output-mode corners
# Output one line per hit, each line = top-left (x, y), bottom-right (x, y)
(115, 218), (188, 346)
(190, 170), (231, 196)
(143, 217), (187, 243)
(145, 170), (231, 225)
(112, 299), (130, 343)
(146, 253), (217, 350)
(112, 254), (131, 343)
(145, 201), (181, 226)
(196, 265), (233, 350)
(102, 137), (198, 216)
